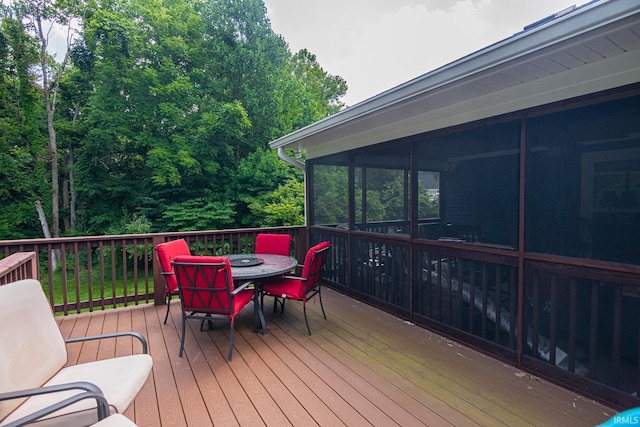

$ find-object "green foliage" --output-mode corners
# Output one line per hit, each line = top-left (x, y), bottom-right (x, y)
(101, 213), (153, 267)
(235, 148), (303, 225)
(163, 197), (236, 231)
(250, 178), (304, 226)
(1, 0), (348, 237)
(312, 164), (349, 224)
(0, 13), (49, 239)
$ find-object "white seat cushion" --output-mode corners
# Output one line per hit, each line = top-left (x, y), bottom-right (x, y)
(92, 414), (138, 427)
(1, 354), (152, 427)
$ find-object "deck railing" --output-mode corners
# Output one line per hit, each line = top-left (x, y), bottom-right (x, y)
(0, 251), (38, 284)
(0, 227), (306, 315)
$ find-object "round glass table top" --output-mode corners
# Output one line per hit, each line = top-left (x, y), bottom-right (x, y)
(226, 254), (298, 280)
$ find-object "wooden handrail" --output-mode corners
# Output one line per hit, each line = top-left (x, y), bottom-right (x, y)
(0, 252), (38, 285)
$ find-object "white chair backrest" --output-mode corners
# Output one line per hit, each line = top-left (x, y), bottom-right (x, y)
(0, 279), (68, 419)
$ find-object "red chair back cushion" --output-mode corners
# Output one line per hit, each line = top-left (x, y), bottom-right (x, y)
(255, 233), (292, 256)
(301, 241), (331, 294)
(172, 255), (238, 314)
(156, 239), (191, 292)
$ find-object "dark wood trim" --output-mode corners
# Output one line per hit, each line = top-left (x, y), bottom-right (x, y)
(517, 114), (527, 364)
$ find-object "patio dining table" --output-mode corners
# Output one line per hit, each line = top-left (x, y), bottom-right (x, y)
(227, 253), (298, 335)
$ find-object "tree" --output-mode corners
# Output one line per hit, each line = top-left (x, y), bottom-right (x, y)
(234, 148), (303, 226)
(12, 0), (83, 240)
(1, 0), (348, 237)
(250, 178), (304, 226)
(0, 9), (48, 239)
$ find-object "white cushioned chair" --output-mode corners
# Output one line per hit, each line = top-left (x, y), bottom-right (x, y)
(0, 279), (153, 427)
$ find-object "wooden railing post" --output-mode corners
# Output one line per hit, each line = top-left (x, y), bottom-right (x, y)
(152, 236), (166, 306)
(294, 228), (308, 262)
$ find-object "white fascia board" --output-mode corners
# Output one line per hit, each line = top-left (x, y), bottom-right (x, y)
(304, 49), (640, 159)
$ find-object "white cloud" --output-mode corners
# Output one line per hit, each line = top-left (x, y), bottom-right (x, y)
(265, 0), (576, 106)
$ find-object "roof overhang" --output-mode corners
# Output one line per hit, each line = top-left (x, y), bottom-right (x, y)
(269, 0), (640, 159)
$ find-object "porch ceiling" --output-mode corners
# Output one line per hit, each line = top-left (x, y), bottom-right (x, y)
(269, 0), (640, 159)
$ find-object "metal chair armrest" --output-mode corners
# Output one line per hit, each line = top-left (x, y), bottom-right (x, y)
(281, 275), (307, 281)
(0, 382), (110, 427)
(66, 331), (149, 354)
(231, 280), (253, 295)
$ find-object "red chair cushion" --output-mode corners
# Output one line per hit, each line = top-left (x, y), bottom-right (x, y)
(262, 277), (305, 300)
(255, 234), (292, 256)
(156, 239), (191, 293)
(301, 241), (331, 277)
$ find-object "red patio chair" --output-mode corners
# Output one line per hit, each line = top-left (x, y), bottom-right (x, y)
(155, 238), (191, 324)
(261, 241), (331, 335)
(172, 255), (254, 361)
(255, 233), (292, 256)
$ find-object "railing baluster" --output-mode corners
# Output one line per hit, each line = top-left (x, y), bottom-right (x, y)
(549, 275), (557, 368)
(613, 285), (622, 388)
(481, 263), (488, 339)
(468, 260), (475, 333)
(588, 281), (599, 380)
(494, 265), (502, 342)
(531, 271), (539, 360)
(122, 239), (128, 307)
(99, 241), (105, 309)
(87, 241), (94, 312)
(61, 243), (69, 315)
(509, 268), (517, 349)
(569, 278), (577, 373)
(133, 238), (139, 305)
(74, 242), (81, 314)
(637, 324), (640, 399)
(111, 240), (116, 308)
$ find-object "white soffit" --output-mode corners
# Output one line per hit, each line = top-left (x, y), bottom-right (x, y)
(269, 0), (640, 159)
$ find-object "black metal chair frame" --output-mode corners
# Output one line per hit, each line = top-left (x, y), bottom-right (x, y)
(0, 382), (110, 427)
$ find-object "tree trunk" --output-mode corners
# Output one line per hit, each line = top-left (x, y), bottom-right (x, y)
(35, 200), (57, 270)
(63, 152), (70, 231)
(70, 153), (76, 230)
(62, 149), (76, 231)
(69, 99), (81, 231)
(48, 99), (60, 238)
(33, 6), (71, 239)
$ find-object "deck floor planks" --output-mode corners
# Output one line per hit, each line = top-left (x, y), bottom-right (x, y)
(268, 297), (504, 426)
(329, 291), (612, 426)
(231, 328), (317, 426)
(282, 314), (465, 427)
(315, 289), (613, 425)
(267, 326), (401, 426)
(266, 313), (436, 427)
(239, 326), (346, 426)
(301, 299), (534, 426)
(251, 326), (372, 426)
(267, 289), (609, 426)
(130, 304), (161, 427)
(143, 303), (189, 427)
(54, 287), (616, 427)
(182, 314), (269, 427)
(163, 306), (217, 427)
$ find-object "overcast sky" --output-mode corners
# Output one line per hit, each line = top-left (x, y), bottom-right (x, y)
(264, 0), (584, 106)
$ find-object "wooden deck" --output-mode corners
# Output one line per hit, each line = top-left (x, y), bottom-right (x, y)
(57, 287), (616, 426)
